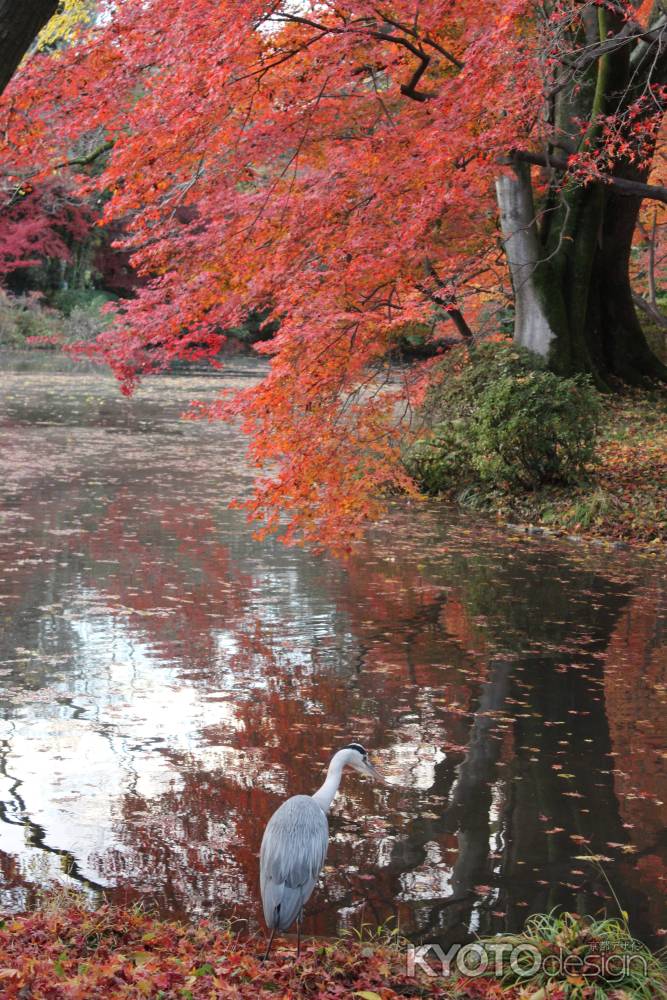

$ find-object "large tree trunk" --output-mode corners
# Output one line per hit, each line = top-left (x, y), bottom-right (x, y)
(497, 163), (667, 386)
(498, 3), (667, 387)
(591, 182), (667, 383)
(496, 165), (557, 359)
(0, 0), (58, 96)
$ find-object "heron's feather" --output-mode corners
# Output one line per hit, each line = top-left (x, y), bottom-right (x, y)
(260, 795), (328, 930)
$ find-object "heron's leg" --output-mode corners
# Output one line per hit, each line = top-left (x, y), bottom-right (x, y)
(262, 927), (276, 963)
(296, 917), (301, 960)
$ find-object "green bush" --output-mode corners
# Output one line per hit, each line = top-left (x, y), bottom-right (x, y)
(0, 292), (63, 346)
(60, 303), (111, 344)
(417, 340), (545, 424)
(483, 911), (667, 1000)
(405, 420), (471, 494)
(0, 293), (22, 345)
(472, 369), (599, 488)
(51, 288), (115, 316)
(406, 340), (600, 493)
(641, 317), (667, 364)
(0, 291), (110, 348)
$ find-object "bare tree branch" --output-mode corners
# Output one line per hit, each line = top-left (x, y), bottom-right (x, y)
(513, 149), (667, 204)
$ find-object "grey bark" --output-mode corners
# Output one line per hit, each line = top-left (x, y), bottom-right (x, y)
(495, 163), (556, 359)
(0, 0), (58, 96)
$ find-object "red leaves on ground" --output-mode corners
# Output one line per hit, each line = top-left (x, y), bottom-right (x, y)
(0, 904), (455, 998)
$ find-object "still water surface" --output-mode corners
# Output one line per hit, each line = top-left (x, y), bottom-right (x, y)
(0, 362), (665, 947)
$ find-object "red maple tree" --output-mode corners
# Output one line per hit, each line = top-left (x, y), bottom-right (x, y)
(1, 0), (665, 544)
(0, 180), (90, 277)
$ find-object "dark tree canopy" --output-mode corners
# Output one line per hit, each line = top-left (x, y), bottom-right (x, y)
(0, 0), (58, 95)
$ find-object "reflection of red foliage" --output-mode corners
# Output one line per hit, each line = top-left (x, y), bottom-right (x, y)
(2, 393), (665, 942)
(604, 587), (667, 927)
(82, 488), (253, 669)
(440, 597), (490, 663)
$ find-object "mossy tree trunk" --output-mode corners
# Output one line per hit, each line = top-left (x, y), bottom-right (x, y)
(497, 2), (667, 387)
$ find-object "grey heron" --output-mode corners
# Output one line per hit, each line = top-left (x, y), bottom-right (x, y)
(259, 742), (383, 961)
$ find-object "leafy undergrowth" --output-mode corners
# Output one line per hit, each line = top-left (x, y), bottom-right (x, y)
(480, 912), (667, 1000)
(0, 903), (450, 999)
(1, 904), (666, 1000)
(465, 391), (667, 549)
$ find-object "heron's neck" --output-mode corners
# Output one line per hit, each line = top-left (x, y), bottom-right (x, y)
(311, 753), (345, 813)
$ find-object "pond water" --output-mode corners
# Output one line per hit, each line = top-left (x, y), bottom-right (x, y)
(0, 360), (665, 949)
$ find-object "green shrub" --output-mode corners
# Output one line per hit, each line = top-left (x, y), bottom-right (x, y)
(482, 911), (667, 1000)
(0, 292), (22, 345)
(51, 288), (115, 316)
(472, 369), (600, 488)
(60, 303), (111, 344)
(406, 340), (600, 493)
(405, 419), (471, 494)
(417, 340), (545, 425)
(457, 339), (546, 399)
(0, 291), (110, 348)
(0, 292), (63, 346)
(641, 317), (667, 364)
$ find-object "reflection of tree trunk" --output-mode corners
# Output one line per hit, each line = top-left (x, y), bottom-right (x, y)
(386, 658), (514, 944)
(0, 0), (58, 95)
(0, 734), (106, 896)
(501, 654), (627, 929)
(446, 659), (513, 899)
(392, 550), (639, 945)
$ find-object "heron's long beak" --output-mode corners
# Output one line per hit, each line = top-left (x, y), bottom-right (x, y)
(367, 760), (388, 784)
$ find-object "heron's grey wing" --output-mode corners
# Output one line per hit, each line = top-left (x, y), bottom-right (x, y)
(260, 795), (328, 931)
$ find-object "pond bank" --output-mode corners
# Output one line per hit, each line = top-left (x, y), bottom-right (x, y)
(1, 904), (665, 999)
(3, 349), (663, 553)
(0, 903), (444, 998)
(449, 391), (667, 554)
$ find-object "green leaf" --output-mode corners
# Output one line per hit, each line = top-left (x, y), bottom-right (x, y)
(194, 963), (215, 977)
(132, 951), (154, 966)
